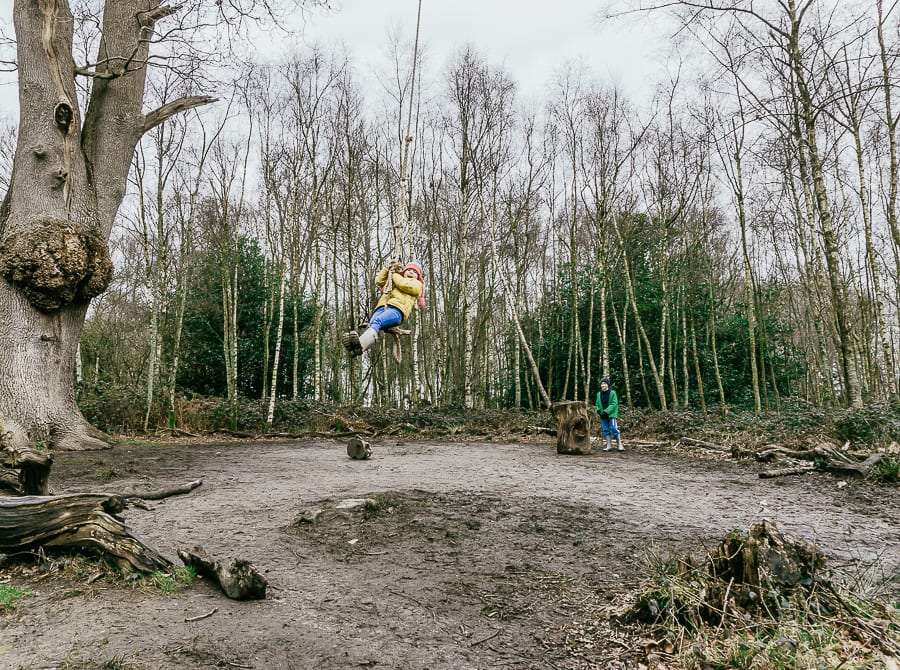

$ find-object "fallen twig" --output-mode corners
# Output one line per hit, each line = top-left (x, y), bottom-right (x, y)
(758, 465), (814, 479)
(471, 629), (501, 646)
(184, 607), (218, 623)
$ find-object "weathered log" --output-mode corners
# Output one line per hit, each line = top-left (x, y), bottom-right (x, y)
(346, 437), (372, 460)
(119, 479), (203, 501)
(549, 401), (592, 455)
(628, 439), (666, 448)
(754, 446), (817, 462)
(177, 546), (267, 600)
(819, 452), (883, 477)
(0, 494), (171, 573)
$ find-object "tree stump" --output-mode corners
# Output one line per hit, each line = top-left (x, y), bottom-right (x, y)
(1, 444), (53, 495)
(0, 494), (171, 573)
(347, 436), (372, 460)
(706, 519), (825, 615)
(549, 401), (592, 455)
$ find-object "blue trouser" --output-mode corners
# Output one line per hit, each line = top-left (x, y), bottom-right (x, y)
(601, 417), (619, 438)
(368, 306), (403, 334)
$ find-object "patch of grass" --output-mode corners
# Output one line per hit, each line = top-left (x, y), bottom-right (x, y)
(0, 583), (34, 611)
(145, 566), (196, 594)
(870, 455), (900, 483)
(59, 655), (135, 669)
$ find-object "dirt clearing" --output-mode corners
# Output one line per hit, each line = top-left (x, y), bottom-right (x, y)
(2, 438), (898, 669)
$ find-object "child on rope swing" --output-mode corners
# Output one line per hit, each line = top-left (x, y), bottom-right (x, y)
(342, 259), (425, 357)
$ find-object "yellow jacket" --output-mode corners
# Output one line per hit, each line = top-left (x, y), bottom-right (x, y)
(374, 268), (423, 321)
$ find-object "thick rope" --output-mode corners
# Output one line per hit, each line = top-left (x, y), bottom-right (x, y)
(385, 0), (422, 295)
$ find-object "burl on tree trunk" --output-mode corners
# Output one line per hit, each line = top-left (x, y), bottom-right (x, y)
(550, 401), (593, 455)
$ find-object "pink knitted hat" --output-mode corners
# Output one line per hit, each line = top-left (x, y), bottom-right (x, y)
(402, 261), (425, 308)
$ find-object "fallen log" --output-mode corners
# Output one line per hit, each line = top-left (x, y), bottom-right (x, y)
(754, 446), (817, 462)
(118, 479), (203, 501)
(818, 452), (883, 477)
(627, 439), (666, 448)
(0, 494), (171, 573)
(169, 428), (201, 438)
(177, 546), (267, 600)
(680, 437), (728, 451)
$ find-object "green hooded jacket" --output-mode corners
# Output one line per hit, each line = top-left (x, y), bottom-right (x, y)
(595, 388), (619, 419)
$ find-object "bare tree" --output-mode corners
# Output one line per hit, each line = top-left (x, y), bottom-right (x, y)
(634, 0), (863, 405)
(443, 48), (514, 407)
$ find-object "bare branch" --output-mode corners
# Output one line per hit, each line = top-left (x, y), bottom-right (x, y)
(142, 94), (219, 133)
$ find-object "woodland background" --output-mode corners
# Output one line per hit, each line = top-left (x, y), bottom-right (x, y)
(2, 1), (898, 435)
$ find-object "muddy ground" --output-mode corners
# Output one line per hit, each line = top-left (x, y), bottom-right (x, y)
(2, 436), (899, 669)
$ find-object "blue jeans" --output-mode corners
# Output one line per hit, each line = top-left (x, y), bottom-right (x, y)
(601, 417), (620, 438)
(367, 306), (403, 334)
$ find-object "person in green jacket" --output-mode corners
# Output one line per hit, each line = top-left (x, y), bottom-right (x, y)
(595, 376), (623, 452)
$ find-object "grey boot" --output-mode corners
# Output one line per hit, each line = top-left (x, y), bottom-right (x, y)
(341, 330), (363, 356)
(358, 327), (378, 352)
(616, 435), (624, 452)
(603, 436), (612, 452)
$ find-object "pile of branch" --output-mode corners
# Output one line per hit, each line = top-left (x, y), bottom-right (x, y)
(622, 521), (900, 662)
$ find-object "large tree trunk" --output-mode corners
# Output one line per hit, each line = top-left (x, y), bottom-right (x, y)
(0, 2), (118, 451)
(0, 2), (213, 452)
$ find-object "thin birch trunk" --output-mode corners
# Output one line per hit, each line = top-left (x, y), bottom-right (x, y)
(876, 0), (900, 337)
(265, 267), (287, 430)
(690, 313), (706, 415)
(786, 0), (860, 406)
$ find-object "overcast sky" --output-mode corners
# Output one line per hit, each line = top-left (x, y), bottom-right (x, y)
(294, 1), (671, 104)
(0, 1), (673, 118)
